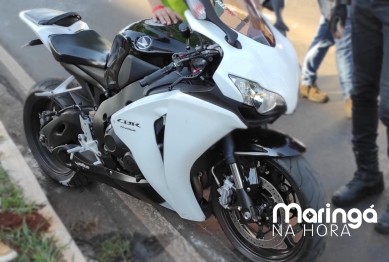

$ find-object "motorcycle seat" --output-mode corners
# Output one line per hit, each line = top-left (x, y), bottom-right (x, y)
(48, 30), (112, 69)
(24, 8), (81, 27)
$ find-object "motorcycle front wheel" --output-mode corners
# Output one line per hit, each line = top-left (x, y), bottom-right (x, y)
(211, 156), (327, 262)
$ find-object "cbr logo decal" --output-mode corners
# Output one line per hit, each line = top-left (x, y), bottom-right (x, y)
(117, 119), (141, 128)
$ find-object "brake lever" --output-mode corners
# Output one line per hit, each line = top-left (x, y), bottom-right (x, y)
(168, 57), (208, 91)
(168, 74), (197, 91)
(168, 47), (219, 91)
(168, 69), (204, 91)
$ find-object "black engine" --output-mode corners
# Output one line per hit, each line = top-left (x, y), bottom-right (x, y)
(104, 124), (142, 179)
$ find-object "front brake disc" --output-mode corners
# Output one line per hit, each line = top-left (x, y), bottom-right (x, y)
(230, 177), (289, 248)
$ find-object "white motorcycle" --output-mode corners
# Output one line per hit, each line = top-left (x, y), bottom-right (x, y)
(20, 0), (326, 261)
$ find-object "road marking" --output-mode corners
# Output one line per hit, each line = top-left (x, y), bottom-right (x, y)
(0, 44), (35, 94)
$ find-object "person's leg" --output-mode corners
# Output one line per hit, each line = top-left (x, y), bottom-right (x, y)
(335, 18), (353, 100)
(372, 1), (389, 235)
(300, 16), (334, 103)
(332, 0), (384, 207)
(335, 17), (353, 118)
(301, 16), (335, 86)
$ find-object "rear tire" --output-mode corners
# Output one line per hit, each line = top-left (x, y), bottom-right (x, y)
(212, 156), (327, 262)
(24, 79), (89, 187)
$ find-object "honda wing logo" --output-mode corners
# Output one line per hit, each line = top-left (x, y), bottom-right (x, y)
(136, 36), (152, 50)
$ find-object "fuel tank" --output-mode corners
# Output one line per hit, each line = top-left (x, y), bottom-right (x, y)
(121, 19), (191, 67)
(105, 19), (196, 90)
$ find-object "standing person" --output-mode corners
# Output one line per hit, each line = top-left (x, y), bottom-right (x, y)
(300, 0), (353, 119)
(331, 0), (389, 234)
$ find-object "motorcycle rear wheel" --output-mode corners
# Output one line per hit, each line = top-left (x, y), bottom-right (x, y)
(212, 156), (326, 262)
(23, 79), (89, 187)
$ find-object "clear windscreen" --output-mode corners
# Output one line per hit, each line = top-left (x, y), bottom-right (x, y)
(213, 0), (276, 47)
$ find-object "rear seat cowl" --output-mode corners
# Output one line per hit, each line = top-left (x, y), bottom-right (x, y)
(24, 8), (81, 27)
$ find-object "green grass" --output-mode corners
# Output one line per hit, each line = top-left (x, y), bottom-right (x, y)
(0, 167), (36, 213)
(98, 236), (131, 262)
(0, 165), (65, 262)
(0, 222), (65, 262)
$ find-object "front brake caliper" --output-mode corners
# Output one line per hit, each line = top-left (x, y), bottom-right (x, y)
(217, 176), (234, 209)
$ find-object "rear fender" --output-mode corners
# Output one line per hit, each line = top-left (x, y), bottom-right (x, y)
(233, 128), (306, 157)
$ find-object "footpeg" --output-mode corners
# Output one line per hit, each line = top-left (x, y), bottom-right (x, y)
(67, 116), (102, 165)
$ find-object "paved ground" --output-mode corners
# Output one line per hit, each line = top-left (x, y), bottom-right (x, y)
(0, 0), (388, 261)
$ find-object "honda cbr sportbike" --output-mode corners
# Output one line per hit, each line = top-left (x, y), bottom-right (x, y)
(21, 0), (326, 261)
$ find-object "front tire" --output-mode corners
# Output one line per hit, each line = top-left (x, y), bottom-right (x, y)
(212, 156), (327, 262)
(24, 79), (89, 187)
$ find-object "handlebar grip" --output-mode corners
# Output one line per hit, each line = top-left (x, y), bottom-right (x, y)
(139, 64), (174, 87)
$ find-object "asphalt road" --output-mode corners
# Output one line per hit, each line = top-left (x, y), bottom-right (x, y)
(0, 0), (388, 261)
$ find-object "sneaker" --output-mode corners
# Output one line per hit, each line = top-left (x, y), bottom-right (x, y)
(300, 83), (329, 103)
(375, 205), (389, 234)
(0, 242), (17, 262)
(345, 98), (352, 119)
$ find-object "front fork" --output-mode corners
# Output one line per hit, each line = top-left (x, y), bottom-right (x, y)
(222, 134), (257, 221)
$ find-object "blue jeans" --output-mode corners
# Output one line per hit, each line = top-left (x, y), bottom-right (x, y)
(301, 15), (353, 100)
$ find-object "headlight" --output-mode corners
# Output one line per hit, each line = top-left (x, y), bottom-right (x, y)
(229, 75), (286, 114)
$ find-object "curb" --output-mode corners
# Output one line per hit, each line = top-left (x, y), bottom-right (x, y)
(0, 43), (218, 262)
(0, 121), (86, 262)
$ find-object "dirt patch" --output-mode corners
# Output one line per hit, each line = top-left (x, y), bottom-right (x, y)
(0, 212), (50, 232)
(69, 216), (99, 236)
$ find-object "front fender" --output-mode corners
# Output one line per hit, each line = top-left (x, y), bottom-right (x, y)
(233, 128), (306, 157)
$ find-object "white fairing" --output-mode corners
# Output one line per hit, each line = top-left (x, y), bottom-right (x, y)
(185, 11), (300, 114)
(19, 9), (89, 51)
(111, 91), (247, 221)
(20, 8), (299, 222)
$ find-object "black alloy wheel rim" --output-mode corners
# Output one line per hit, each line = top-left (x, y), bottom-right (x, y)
(220, 158), (306, 261)
(29, 97), (74, 176)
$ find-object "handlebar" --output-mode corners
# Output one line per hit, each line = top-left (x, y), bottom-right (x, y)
(139, 46), (221, 87)
(139, 63), (175, 87)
